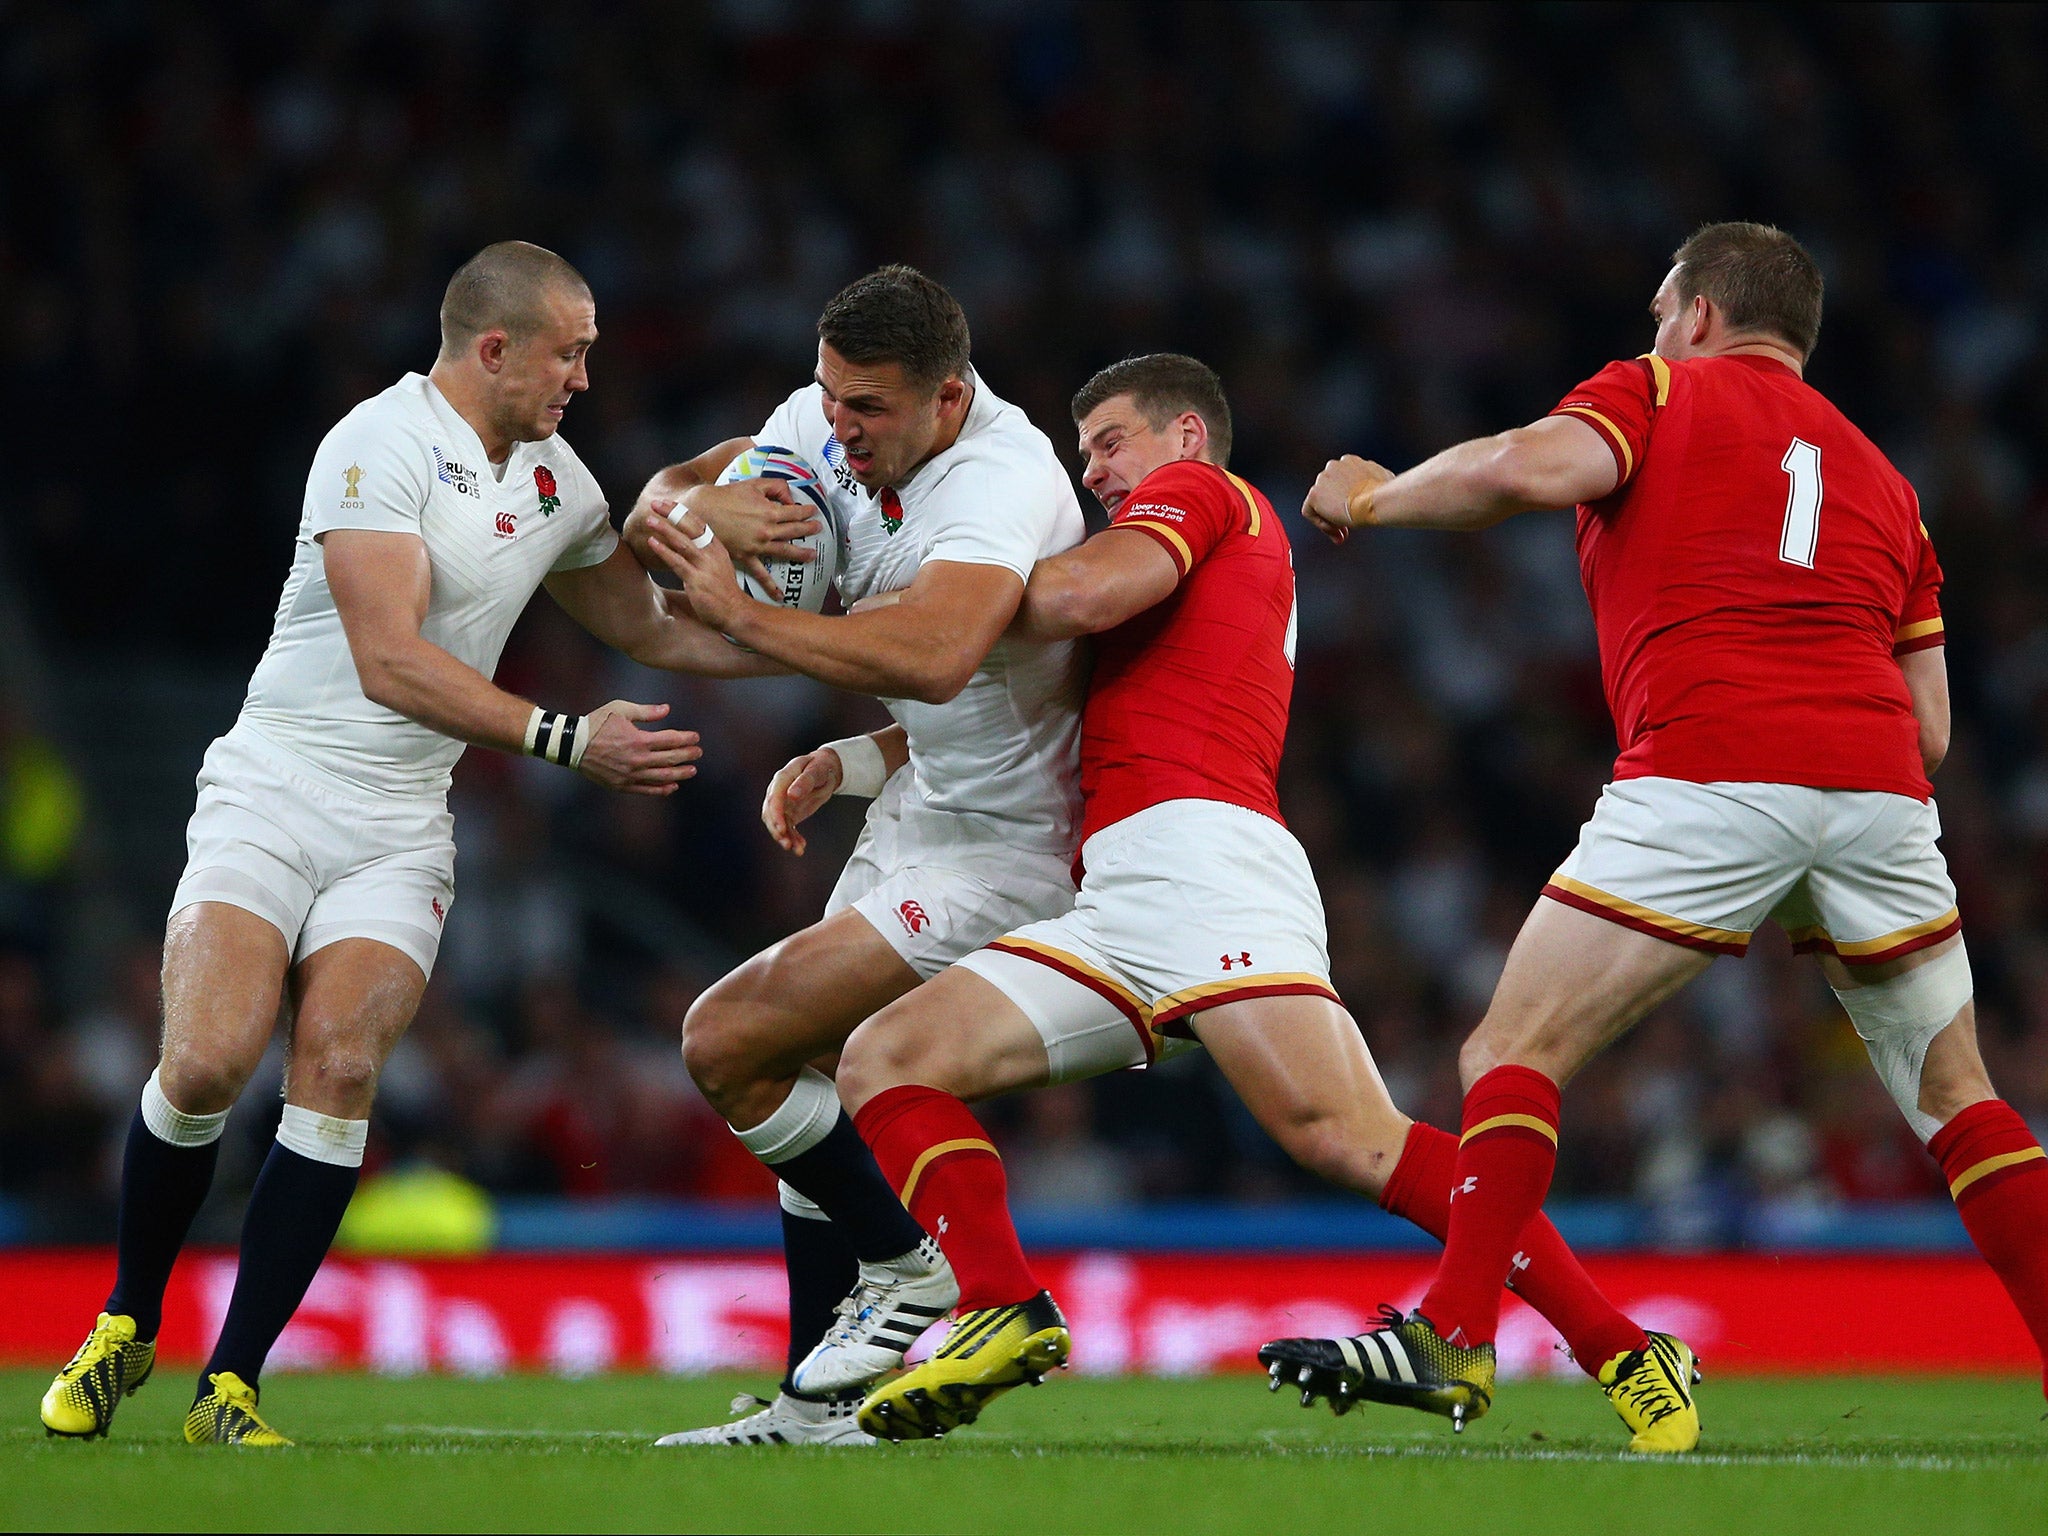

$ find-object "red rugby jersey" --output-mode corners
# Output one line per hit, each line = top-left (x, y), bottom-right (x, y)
(1080, 458), (1295, 844)
(1551, 352), (1943, 799)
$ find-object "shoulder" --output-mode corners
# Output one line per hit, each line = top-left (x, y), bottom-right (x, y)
(1120, 458), (1236, 519)
(317, 378), (433, 461)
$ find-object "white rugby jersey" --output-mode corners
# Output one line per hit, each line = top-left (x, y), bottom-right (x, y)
(755, 372), (1086, 856)
(239, 373), (617, 798)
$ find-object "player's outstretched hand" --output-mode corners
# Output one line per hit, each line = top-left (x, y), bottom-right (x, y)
(1303, 455), (1394, 544)
(643, 509), (750, 632)
(577, 700), (702, 796)
(760, 747), (843, 856)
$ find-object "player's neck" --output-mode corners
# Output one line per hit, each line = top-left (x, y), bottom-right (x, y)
(908, 377), (976, 479)
(1704, 338), (1805, 377)
(426, 361), (517, 463)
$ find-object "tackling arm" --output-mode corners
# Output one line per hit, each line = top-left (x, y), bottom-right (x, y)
(1899, 646), (1951, 776)
(620, 437), (824, 588)
(1011, 527), (1182, 641)
(1303, 415), (1620, 539)
(543, 544), (789, 679)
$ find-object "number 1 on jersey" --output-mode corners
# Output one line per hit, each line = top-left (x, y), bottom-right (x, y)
(1779, 437), (1822, 568)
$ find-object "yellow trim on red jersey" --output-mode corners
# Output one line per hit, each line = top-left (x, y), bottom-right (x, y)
(1117, 519), (1194, 575)
(1461, 1112), (1559, 1147)
(1544, 874), (1749, 948)
(1950, 1146), (2046, 1202)
(898, 1137), (1000, 1207)
(1222, 470), (1262, 536)
(1896, 617), (1945, 643)
(1556, 406), (1635, 482)
(1636, 352), (1673, 407)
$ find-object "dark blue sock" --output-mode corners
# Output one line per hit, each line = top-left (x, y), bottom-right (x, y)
(200, 1142), (358, 1394)
(769, 1113), (927, 1263)
(105, 1108), (220, 1341)
(779, 1207), (860, 1398)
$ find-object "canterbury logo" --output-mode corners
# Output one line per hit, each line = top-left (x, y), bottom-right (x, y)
(494, 510), (518, 538)
(897, 900), (929, 935)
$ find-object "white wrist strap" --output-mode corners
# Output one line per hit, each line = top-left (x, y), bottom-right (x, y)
(525, 706), (592, 769)
(825, 734), (889, 798)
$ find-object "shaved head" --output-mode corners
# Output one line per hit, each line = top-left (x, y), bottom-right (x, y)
(438, 241), (591, 357)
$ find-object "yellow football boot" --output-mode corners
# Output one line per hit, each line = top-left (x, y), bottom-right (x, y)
(41, 1313), (156, 1439)
(1600, 1330), (1702, 1453)
(184, 1371), (293, 1446)
(1260, 1306), (1496, 1432)
(857, 1291), (1069, 1441)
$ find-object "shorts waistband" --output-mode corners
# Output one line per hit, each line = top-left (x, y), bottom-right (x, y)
(224, 723), (449, 813)
(1079, 797), (1286, 865)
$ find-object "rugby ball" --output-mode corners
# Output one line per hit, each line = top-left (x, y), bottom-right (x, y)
(714, 445), (840, 614)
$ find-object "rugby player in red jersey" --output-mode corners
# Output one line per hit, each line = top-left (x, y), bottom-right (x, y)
(1264, 221), (2048, 1429)
(771, 355), (1697, 1450)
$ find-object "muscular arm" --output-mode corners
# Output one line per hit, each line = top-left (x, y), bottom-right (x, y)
(1012, 527), (1182, 641)
(1305, 415), (1620, 538)
(543, 544), (788, 679)
(725, 559), (1023, 703)
(324, 529), (540, 752)
(620, 437), (824, 586)
(1900, 645), (1950, 776)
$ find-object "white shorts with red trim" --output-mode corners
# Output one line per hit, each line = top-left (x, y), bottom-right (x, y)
(955, 798), (1338, 1083)
(1544, 777), (1960, 964)
(825, 774), (1076, 982)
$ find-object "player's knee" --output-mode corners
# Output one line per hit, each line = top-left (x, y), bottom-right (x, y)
(680, 992), (755, 1105)
(1831, 940), (1975, 1143)
(155, 1047), (254, 1117)
(289, 1042), (381, 1110)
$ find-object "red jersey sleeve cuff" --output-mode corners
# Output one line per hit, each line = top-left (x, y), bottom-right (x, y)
(1550, 405), (1635, 483)
(1115, 518), (1194, 576)
(1894, 616), (1945, 655)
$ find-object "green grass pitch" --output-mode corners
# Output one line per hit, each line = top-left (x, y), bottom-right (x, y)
(3, 1370), (2042, 1533)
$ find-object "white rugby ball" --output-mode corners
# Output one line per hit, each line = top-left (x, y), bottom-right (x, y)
(713, 445), (840, 614)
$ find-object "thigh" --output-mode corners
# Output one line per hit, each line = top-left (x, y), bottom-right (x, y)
(1468, 896), (1713, 1086)
(284, 937), (430, 1116)
(838, 965), (1053, 1111)
(956, 941), (1155, 1084)
(1192, 994), (1411, 1193)
(691, 905), (926, 1081)
(299, 807), (457, 981)
(158, 900), (293, 1110)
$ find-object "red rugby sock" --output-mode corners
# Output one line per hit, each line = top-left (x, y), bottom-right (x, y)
(1929, 1100), (2048, 1393)
(1382, 1121), (1645, 1375)
(853, 1085), (1040, 1311)
(1415, 1065), (1562, 1348)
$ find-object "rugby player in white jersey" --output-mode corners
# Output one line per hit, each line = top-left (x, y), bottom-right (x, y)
(621, 268), (1087, 1447)
(39, 242), (777, 1447)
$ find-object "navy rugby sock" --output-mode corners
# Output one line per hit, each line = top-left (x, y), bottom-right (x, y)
(105, 1108), (222, 1341)
(779, 1204), (861, 1397)
(770, 1115), (930, 1264)
(200, 1142), (358, 1394)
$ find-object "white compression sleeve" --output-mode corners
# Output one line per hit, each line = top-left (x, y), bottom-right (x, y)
(1831, 942), (1974, 1143)
(276, 1103), (371, 1168)
(824, 735), (888, 798)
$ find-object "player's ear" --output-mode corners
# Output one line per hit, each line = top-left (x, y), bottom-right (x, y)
(1689, 295), (1713, 348)
(1179, 410), (1209, 460)
(476, 330), (511, 375)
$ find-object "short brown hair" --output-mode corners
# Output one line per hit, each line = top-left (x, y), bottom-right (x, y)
(816, 266), (971, 392)
(1671, 222), (1824, 358)
(439, 241), (590, 353)
(1070, 354), (1234, 468)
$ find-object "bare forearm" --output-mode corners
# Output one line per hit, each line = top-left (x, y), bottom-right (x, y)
(1014, 562), (1097, 641)
(632, 594), (790, 678)
(723, 602), (970, 702)
(1369, 435), (1542, 530)
(356, 637), (536, 752)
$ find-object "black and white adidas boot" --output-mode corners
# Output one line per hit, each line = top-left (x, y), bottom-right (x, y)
(654, 1390), (875, 1446)
(1259, 1306), (1497, 1431)
(789, 1236), (959, 1395)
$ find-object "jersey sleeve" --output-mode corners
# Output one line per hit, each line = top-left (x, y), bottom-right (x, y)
(1109, 460), (1240, 578)
(305, 409), (433, 539)
(1894, 519), (1945, 655)
(916, 459), (1054, 583)
(1548, 356), (1666, 490)
(548, 455), (619, 573)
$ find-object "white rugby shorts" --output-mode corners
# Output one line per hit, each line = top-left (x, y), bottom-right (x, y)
(956, 798), (1341, 1083)
(170, 725), (455, 979)
(1543, 776), (1960, 964)
(826, 777), (1076, 981)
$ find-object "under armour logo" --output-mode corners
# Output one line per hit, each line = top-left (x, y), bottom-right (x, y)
(1220, 951), (1253, 970)
(494, 510), (518, 538)
(897, 900), (929, 935)
(1450, 1176), (1479, 1200)
(936, 1215), (948, 1235)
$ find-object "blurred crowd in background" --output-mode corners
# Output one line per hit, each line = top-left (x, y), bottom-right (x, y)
(5, 2), (2048, 1245)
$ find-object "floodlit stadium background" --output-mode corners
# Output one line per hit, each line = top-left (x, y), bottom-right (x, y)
(1, 2), (2044, 1374)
